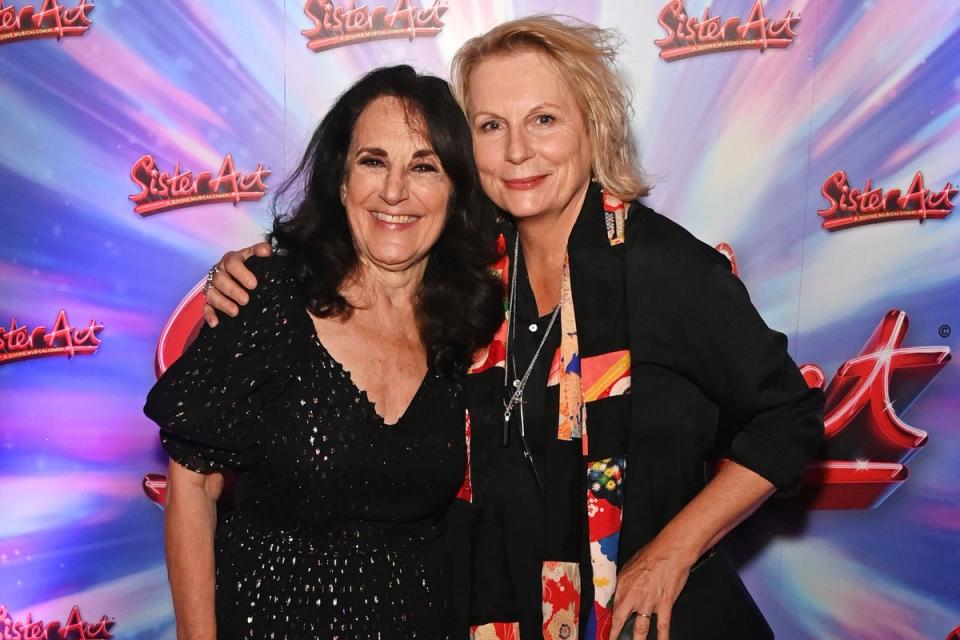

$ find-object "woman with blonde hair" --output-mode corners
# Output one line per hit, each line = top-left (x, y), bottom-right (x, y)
(204, 15), (823, 640)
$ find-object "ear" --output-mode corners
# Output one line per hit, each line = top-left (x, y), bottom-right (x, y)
(339, 181), (347, 205)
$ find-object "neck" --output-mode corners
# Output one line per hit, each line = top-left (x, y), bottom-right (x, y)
(344, 257), (424, 320)
(514, 182), (590, 265)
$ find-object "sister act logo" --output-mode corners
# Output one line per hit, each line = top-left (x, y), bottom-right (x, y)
(0, 0), (93, 45)
(796, 310), (950, 509)
(0, 310), (103, 365)
(301, 0), (447, 52)
(0, 604), (113, 639)
(655, 0), (799, 61)
(129, 154), (270, 216)
(818, 170), (956, 231)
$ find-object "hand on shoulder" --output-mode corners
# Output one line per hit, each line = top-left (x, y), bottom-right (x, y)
(203, 242), (273, 327)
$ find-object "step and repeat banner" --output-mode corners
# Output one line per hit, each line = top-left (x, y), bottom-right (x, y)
(0, 1), (957, 638)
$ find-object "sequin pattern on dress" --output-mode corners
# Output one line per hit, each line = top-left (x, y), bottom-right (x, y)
(145, 256), (466, 639)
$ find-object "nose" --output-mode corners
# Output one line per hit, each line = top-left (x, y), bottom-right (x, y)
(379, 164), (409, 205)
(505, 127), (533, 165)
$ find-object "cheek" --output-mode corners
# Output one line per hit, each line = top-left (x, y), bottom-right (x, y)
(471, 147), (502, 193)
(477, 173), (505, 210)
(428, 213), (448, 240)
(343, 172), (376, 205)
(342, 179), (378, 233)
(415, 183), (453, 233)
(477, 172), (499, 196)
(472, 138), (500, 175)
(469, 145), (499, 182)
(344, 206), (369, 241)
(540, 132), (584, 167)
(428, 196), (450, 229)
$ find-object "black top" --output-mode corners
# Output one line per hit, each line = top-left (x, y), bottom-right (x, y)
(145, 256), (466, 639)
(469, 185), (824, 639)
(500, 244), (568, 634)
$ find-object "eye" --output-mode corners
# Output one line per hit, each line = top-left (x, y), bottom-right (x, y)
(534, 113), (555, 125)
(358, 156), (385, 167)
(479, 120), (502, 132)
(412, 162), (439, 173)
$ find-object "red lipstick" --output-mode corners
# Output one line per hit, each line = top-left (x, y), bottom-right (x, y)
(503, 175), (548, 190)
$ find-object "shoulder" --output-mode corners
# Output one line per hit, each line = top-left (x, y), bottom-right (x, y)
(625, 201), (731, 288)
(245, 253), (293, 286)
(626, 202), (729, 271)
(243, 254), (299, 301)
(223, 253), (304, 328)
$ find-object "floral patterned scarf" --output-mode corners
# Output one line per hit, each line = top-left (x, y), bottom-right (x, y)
(471, 188), (633, 640)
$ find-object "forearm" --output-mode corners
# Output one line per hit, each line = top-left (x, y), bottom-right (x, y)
(654, 460), (774, 565)
(165, 464), (220, 640)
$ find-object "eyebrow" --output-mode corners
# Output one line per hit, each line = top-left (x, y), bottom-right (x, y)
(470, 103), (564, 122)
(528, 102), (563, 113)
(356, 147), (437, 158)
(470, 111), (497, 123)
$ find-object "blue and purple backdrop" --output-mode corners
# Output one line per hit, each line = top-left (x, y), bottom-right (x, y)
(1, 1), (957, 638)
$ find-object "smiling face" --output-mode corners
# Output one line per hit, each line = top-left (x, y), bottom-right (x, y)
(340, 96), (452, 274)
(465, 49), (593, 222)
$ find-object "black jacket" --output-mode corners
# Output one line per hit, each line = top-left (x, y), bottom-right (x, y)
(467, 190), (824, 639)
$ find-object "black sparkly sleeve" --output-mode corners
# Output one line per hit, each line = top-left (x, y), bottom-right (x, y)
(144, 256), (300, 473)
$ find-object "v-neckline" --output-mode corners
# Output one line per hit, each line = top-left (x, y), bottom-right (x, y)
(305, 318), (431, 427)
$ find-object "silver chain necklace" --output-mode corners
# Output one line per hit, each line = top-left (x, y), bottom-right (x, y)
(502, 235), (558, 495)
(503, 235), (560, 423)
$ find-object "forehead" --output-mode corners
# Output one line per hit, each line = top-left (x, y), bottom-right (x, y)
(352, 96), (432, 149)
(465, 50), (576, 114)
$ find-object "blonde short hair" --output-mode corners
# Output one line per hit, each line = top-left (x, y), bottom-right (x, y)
(451, 15), (650, 201)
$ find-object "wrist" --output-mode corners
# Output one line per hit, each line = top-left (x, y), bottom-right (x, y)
(650, 524), (710, 569)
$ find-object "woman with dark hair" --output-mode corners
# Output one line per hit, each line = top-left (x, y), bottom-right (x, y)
(144, 65), (503, 639)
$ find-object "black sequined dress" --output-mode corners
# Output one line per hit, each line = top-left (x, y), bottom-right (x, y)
(145, 256), (465, 639)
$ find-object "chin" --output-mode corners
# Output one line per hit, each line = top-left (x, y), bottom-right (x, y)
(367, 248), (422, 271)
(504, 202), (549, 220)
(372, 253), (414, 268)
(497, 193), (547, 219)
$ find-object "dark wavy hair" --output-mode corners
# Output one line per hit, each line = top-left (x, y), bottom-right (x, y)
(269, 65), (504, 378)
